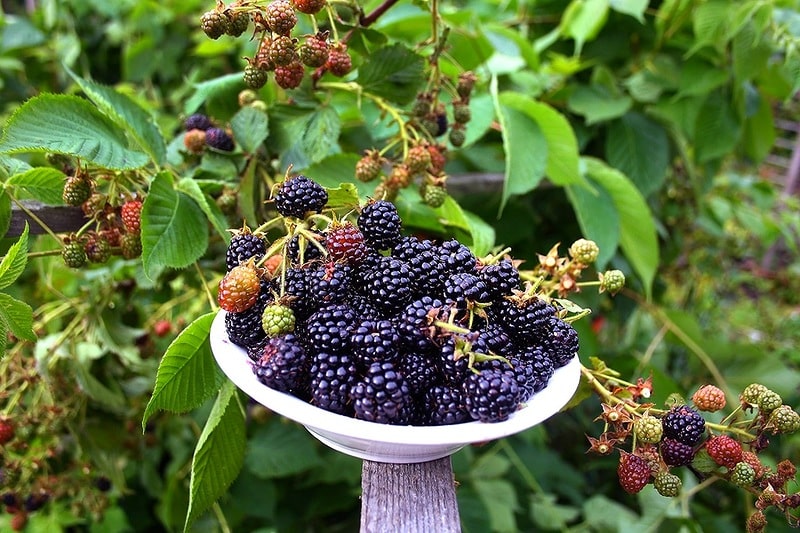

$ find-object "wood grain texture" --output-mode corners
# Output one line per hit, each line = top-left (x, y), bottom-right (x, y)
(8, 201), (86, 237)
(360, 457), (461, 533)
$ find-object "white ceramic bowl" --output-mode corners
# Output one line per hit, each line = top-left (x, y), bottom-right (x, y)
(210, 310), (581, 463)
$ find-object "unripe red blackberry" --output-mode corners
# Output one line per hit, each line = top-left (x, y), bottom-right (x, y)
(325, 44), (352, 77)
(201, 10), (229, 39)
(292, 0), (326, 14)
(184, 129), (207, 154)
(568, 238), (600, 264)
(255, 36), (276, 71)
(386, 164), (411, 189)
(355, 150), (383, 182)
(706, 435), (743, 469)
(62, 175), (92, 206)
(205, 127), (235, 152)
(427, 143), (447, 172)
(692, 384), (726, 412)
(274, 61), (305, 89)
(243, 64), (269, 89)
(120, 199), (142, 234)
(299, 35), (329, 68)
(405, 144), (432, 174)
(266, 0), (297, 35)
(326, 222), (368, 265)
(617, 451), (650, 494)
(269, 35), (298, 67)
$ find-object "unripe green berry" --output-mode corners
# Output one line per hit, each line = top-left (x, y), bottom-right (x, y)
(730, 461), (755, 487)
(244, 64), (269, 89)
(600, 270), (625, 294)
(201, 10), (229, 39)
(239, 89), (258, 107)
(569, 238), (600, 264)
(653, 471), (681, 497)
(634, 415), (663, 444)
(453, 103), (471, 124)
(741, 383), (768, 406)
(421, 183), (447, 208)
(766, 405), (800, 434)
(449, 127), (465, 147)
(261, 304), (295, 337)
(757, 389), (782, 413)
(62, 242), (87, 268)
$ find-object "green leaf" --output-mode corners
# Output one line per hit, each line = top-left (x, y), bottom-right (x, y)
(605, 112), (670, 197)
(245, 421), (321, 479)
(530, 493), (580, 531)
(278, 107), (342, 170)
(560, 0), (610, 55)
(688, 0), (731, 55)
(676, 61), (729, 99)
(0, 293), (35, 341)
(609, 0), (648, 22)
(583, 158), (659, 298)
(0, 223), (27, 290)
(565, 183), (620, 270)
(499, 92), (582, 187)
(741, 91), (775, 163)
(694, 94), (741, 163)
(176, 178), (230, 245)
(237, 158), (259, 225)
(464, 210), (496, 257)
(324, 183), (360, 210)
(71, 359), (128, 414)
(567, 84), (632, 125)
(185, 73), (243, 114)
(0, 94), (149, 170)
(492, 82), (548, 214)
(67, 68), (166, 165)
(142, 312), (223, 427)
(473, 479), (518, 533)
(230, 106), (269, 154)
(185, 381), (246, 532)
(357, 43), (425, 104)
(6, 168), (66, 205)
(0, 192), (10, 238)
(141, 172), (209, 280)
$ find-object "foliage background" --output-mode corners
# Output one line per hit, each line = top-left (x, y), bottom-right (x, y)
(0, 0), (798, 531)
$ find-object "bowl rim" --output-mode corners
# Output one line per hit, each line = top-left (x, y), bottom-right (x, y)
(210, 310), (581, 446)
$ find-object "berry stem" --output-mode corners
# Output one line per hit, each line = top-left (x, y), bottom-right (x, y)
(324, 3), (340, 41)
(359, 0), (400, 26)
(195, 261), (217, 311)
(25, 249), (63, 259)
(433, 320), (470, 336)
(7, 193), (61, 243)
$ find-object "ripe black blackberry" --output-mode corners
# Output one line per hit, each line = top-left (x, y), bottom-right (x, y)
(274, 175), (328, 219)
(205, 127), (235, 151)
(310, 352), (357, 416)
(303, 303), (357, 353)
(661, 405), (706, 446)
(660, 437), (695, 466)
(521, 345), (555, 393)
(537, 316), (579, 368)
(224, 280), (272, 349)
(397, 351), (442, 393)
(494, 297), (555, 342)
(440, 334), (488, 385)
(253, 334), (310, 396)
(443, 272), (490, 309)
(226, 231), (267, 271)
(439, 239), (477, 275)
(508, 356), (536, 400)
(350, 319), (400, 367)
(479, 259), (520, 299)
(393, 237), (446, 294)
(350, 361), (412, 424)
(287, 230), (326, 265)
(358, 199), (402, 250)
(396, 296), (447, 353)
(326, 222), (368, 265)
(284, 267), (315, 319)
(309, 262), (352, 304)
(184, 113), (213, 131)
(361, 256), (415, 313)
(462, 368), (520, 423)
(346, 294), (381, 321)
(423, 385), (469, 426)
(478, 322), (513, 356)
(245, 337), (270, 361)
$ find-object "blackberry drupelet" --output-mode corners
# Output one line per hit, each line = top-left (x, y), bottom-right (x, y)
(310, 352), (357, 415)
(522, 345), (555, 393)
(226, 231), (266, 272)
(303, 304), (357, 353)
(274, 175), (328, 219)
(479, 259), (520, 299)
(423, 385), (469, 426)
(350, 361), (412, 424)
(508, 356), (536, 400)
(346, 294), (381, 321)
(536, 316), (579, 368)
(439, 239), (477, 274)
(224, 280), (272, 349)
(349, 319), (400, 367)
(396, 296), (447, 352)
(462, 368), (520, 423)
(439, 334), (488, 385)
(662, 405), (706, 446)
(358, 200), (402, 250)
(478, 322), (513, 356)
(326, 222), (368, 265)
(660, 437), (695, 466)
(361, 256), (415, 313)
(397, 351), (442, 393)
(253, 334), (310, 396)
(283, 267), (316, 319)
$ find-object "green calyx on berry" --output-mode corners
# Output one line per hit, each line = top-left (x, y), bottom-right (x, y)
(261, 303), (296, 337)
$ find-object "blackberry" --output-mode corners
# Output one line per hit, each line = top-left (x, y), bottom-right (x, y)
(274, 175), (328, 219)
(423, 385), (469, 426)
(508, 356), (536, 400)
(225, 280), (272, 349)
(308, 262), (351, 304)
(245, 337), (270, 361)
(393, 237), (446, 294)
(536, 316), (579, 368)
(439, 239), (477, 275)
(350, 319), (400, 368)
(396, 296), (447, 352)
(205, 127), (235, 151)
(326, 222), (368, 265)
(226, 231), (267, 271)
(184, 113), (214, 132)
(462, 368), (520, 423)
(660, 437), (695, 466)
(283, 267), (316, 319)
(303, 304), (357, 353)
(661, 405), (706, 446)
(443, 272), (490, 309)
(397, 351), (442, 394)
(519, 345), (554, 393)
(494, 297), (555, 342)
(253, 334), (309, 396)
(479, 259), (520, 299)
(350, 361), (412, 424)
(310, 352), (357, 415)
(266, 0), (297, 35)
(361, 256), (415, 313)
(358, 200), (402, 250)
(346, 294), (381, 321)
(440, 334), (487, 385)
(478, 322), (513, 356)
(287, 230), (326, 265)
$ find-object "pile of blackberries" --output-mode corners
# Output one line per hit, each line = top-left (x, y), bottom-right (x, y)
(222, 175), (579, 425)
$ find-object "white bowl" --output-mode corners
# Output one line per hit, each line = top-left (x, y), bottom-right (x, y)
(210, 310), (581, 463)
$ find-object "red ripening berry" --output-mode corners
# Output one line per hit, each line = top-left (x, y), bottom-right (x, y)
(153, 320), (172, 338)
(121, 200), (143, 234)
(274, 61), (305, 89)
(706, 435), (744, 469)
(0, 417), (15, 445)
(218, 263), (261, 313)
(292, 0), (326, 14)
(325, 44), (352, 77)
(617, 451), (650, 494)
(692, 384), (727, 412)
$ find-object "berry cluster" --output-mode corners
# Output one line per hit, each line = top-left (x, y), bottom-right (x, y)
(585, 375), (800, 530)
(410, 71), (478, 149)
(220, 175), (584, 425)
(200, 0), (352, 91)
(182, 112), (236, 154)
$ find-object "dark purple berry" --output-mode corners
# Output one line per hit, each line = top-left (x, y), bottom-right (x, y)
(439, 239), (477, 274)
(494, 297), (555, 342)
(423, 385), (469, 426)
(537, 316), (579, 368)
(205, 127), (235, 151)
(226, 232), (267, 272)
(303, 304), (357, 353)
(358, 200), (402, 250)
(661, 405), (706, 446)
(253, 334), (310, 397)
(660, 437), (695, 466)
(350, 361), (412, 424)
(443, 272), (490, 309)
(350, 319), (400, 367)
(479, 259), (520, 299)
(397, 351), (442, 393)
(284, 267), (316, 319)
(225, 280), (273, 349)
(361, 256), (415, 313)
(310, 352), (357, 415)
(184, 113), (213, 131)
(462, 368), (520, 423)
(308, 262), (351, 304)
(396, 296), (448, 353)
(274, 175), (328, 219)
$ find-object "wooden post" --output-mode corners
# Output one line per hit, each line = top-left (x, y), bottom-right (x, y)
(360, 457), (461, 533)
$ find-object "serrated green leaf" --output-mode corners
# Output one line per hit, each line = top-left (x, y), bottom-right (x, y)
(141, 172), (209, 280)
(605, 112), (669, 197)
(72, 359), (128, 414)
(565, 183), (620, 270)
(245, 421), (321, 479)
(676, 61), (729, 99)
(176, 178), (230, 245)
(0, 293), (34, 341)
(185, 73), (243, 114)
(278, 107), (342, 170)
(0, 94), (149, 170)
(0, 192), (10, 238)
(324, 183), (360, 209)
(694, 94), (741, 163)
(6, 168), (66, 205)
(184, 381), (245, 532)
(0, 155), (32, 177)
(357, 43), (425, 104)
(567, 85), (632, 125)
(230, 106), (269, 154)
(142, 313), (223, 427)
(67, 68), (166, 165)
(0, 223), (27, 290)
(688, 0), (731, 55)
(473, 479), (518, 533)
(304, 153), (373, 198)
(583, 158), (658, 298)
(530, 493), (580, 531)
(741, 91), (775, 163)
